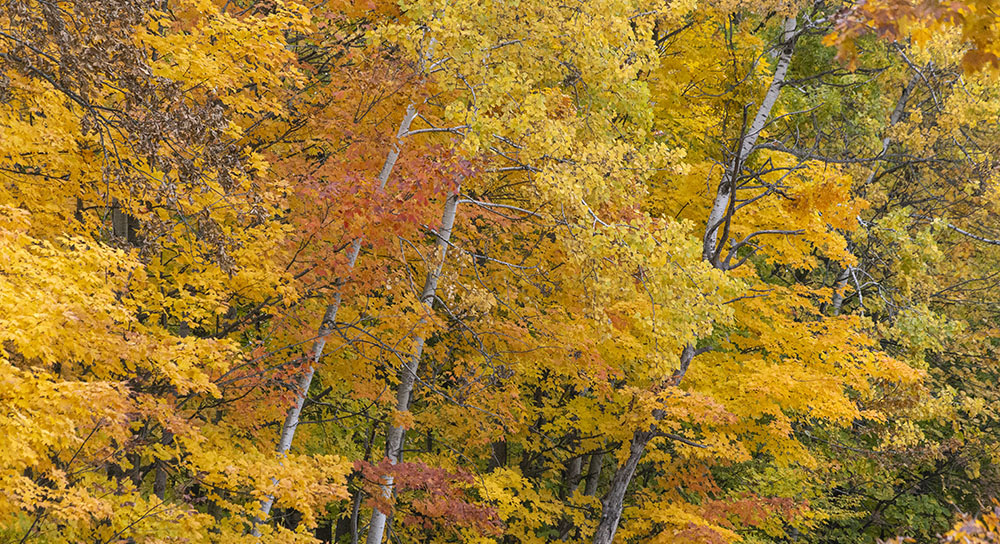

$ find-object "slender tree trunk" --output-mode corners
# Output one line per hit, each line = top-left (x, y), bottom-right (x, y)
(335, 422), (378, 543)
(488, 440), (508, 471)
(255, 104), (419, 528)
(593, 19), (799, 544)
(365, 188), (462, 544)
(871, 72), (921, 185)
(350, 488), (363, 544)
(830, 267), (850, 316)
(111, 198), (128, 240)
(565, 455), (583, 496)
(592, 432), (652, 544)
(153, 431), (173, 499)
(557, 453), (586, 540)
(584, 449), (604, 496)
(703, 17), (798, 263)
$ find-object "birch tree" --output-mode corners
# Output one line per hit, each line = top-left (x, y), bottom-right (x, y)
(364, 189), (461, 543)
(257, 105), (419, 524)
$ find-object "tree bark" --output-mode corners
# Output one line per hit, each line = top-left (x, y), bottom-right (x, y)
(565, 455), (583, 497)
(487, 440), (508, 471)
(557, 451), (589, 540)
(152, 431), (173, 499)
(830, 267), (851, 317)
(255, 104), (419, 528)
(703, 17), (798, 264)
(584, 449), (604, 496)
(365, 188), (461, 544)
(592, 432), (651, 544)
(593, 18), (799, 544)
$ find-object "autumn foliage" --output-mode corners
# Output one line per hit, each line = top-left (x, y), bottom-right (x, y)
(4, 0), (1000, 543)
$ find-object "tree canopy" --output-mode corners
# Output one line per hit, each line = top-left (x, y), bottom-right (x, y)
(3, 0), (1000, 543)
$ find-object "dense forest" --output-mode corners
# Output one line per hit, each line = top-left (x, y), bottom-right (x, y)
(3, 0), (1000, 542)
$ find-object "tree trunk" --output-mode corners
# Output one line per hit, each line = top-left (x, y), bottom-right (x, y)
(592, 432), (651, 544)
(830, 268), (850, 316)
(703, 17), (798, 264)
(593, 18), (799, 544)
(111, 198), (128, 240)
(488, 440), (508, 471)
(350, 488), (363, 544)
(365, 188), (461, 544)
(584, 449), (604, 496)
(153, 431), (173, 499)
(557, 453), (586, 540)
(255, 104), (419, 528)
(873, 71), (921, 180)
(565, 455), (583, 496)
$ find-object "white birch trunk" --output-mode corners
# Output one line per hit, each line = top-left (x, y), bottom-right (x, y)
(593, 19), (799, 544)
(864, 71), (919, 187)
(365, 188), (461, 544)
(703, 17), (798, 264)
(255, 104), (419, 528)
(591, 347), (699, 542)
